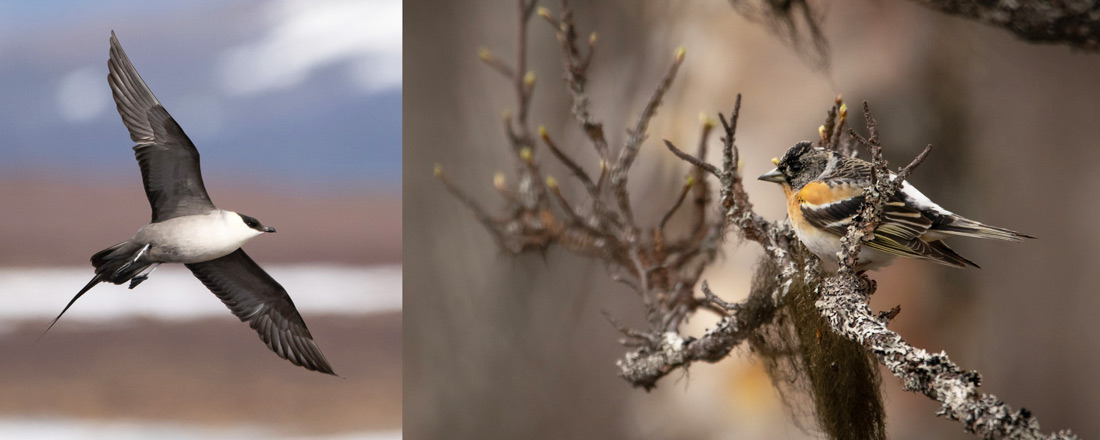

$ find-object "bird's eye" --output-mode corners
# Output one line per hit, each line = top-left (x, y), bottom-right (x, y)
(240, 215), (259, 228)
(788, 162), (803, 173)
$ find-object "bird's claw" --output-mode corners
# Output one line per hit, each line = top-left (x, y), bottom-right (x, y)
(129, 275), (148, 289)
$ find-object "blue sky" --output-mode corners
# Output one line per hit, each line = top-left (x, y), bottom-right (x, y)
(0, 0), (401, 192)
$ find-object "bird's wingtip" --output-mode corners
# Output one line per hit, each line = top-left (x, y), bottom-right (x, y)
(317, 361), (338, 376)
(311, 364), (339, 377)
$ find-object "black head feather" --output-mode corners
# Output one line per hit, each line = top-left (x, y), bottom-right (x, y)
(776, 141), (830, 190)
(238, 214), (263, 231)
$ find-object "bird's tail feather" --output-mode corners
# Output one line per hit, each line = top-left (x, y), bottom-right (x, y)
(935, 217), (1034, 241)
(91, 241), (155, 284)
(40, 241), (154, 338)
(925, 240), (980, 269)
(90, 241), (130, 268)
(40, 274), (104, 338)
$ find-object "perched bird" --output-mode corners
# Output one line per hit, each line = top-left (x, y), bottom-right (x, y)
(758, 141), (1031, 270)
(44, 31), (335, 375)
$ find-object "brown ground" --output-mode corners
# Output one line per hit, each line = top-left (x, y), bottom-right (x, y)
(0, 312), (401, 434)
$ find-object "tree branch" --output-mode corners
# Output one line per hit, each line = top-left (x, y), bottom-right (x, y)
(818, 275), (1076, 439)
(906, 0), (1100, 52)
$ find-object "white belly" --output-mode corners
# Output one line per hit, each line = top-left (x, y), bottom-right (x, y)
(132, 210), (261, 263)
(794, 223), (895, 271)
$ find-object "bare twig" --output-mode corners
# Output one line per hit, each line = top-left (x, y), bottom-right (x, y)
(545, 0), (609, 161)
(701, 280), (737, 311)
(609, 47), (686, 228)
(540, 126), (599, 198)
(435, 165), (495, 228)
(663, 140), (720, 178)
(691, 117), (715, 231)
(546, 177), (581, 223)
(658, 177), (695, 233)
(477, 48), (516, 79)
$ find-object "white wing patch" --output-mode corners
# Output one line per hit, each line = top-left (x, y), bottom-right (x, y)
(889, 175), (954, 216)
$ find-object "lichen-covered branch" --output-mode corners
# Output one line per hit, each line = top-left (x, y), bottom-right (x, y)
(618, 280), (778, 390)
(819, 275), (1076, 440)
(833, 102), (933, 272)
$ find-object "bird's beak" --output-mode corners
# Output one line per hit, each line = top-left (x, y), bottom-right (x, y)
(758, 167), (784, 183)
(262, 226), (276, 233)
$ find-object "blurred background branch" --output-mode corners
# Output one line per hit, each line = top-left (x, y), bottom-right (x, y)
(904, 0), (1100, 51)
(729, 0), (1100, 70)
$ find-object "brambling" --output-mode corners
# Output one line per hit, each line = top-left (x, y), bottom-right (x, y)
(758, 141), (1032, 270)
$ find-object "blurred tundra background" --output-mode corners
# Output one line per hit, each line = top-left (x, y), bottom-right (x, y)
(0, 0), (400, 438)
(405, 0), (1100, 438)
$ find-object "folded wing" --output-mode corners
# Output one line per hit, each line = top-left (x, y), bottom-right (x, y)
(800, 188), (977, 268)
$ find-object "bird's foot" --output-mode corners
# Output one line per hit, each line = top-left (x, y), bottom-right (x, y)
(128, 263), (161, 289)
(129, 275), (148, 289)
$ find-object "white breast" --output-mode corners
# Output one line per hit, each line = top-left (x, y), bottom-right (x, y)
(132, 210), (262, 263)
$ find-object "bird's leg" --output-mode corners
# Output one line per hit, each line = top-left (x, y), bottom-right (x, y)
(114, 243), (151, 281)
(129, 262), (161, 289)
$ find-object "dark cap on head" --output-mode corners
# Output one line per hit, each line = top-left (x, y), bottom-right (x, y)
(758, 141), (830, 190)
(238, 213), (276, 233)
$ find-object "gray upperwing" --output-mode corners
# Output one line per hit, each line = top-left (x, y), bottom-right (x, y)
(185, 249), (336, 375)
(108, 31), (215, 222)
(108, 30), (160, 143)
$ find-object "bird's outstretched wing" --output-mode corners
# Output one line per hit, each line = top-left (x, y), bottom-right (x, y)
(108, 31), (215, 222)
(186, 249), (336, 375)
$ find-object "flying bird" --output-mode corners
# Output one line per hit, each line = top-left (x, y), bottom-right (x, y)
(45, 31), (335, 375)
(759, 141), (1032, 270)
